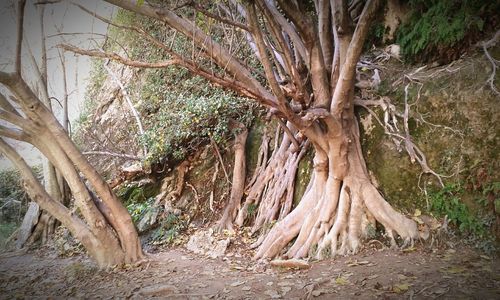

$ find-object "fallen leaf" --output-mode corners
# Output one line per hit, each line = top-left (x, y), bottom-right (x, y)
(335, 277), (349, 285)
(393, 283), (409, 294)
(230, 281), (245, 287)
(241, 286), (251, 291)
(312, 290), (323, 297)
(414, 209), (422, 217)
(397, 274), (408, 281)
(264, 289), (281, 299)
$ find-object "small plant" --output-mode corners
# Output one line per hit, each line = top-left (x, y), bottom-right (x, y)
(151, 213), (186, 244)
(429, 183), (484, 235)
(396, 0), (498, 62)
(126, 197), (154, 223)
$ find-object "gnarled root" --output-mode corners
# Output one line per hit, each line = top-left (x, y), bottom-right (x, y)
(236, 123), (307, 231)
(255, 152), (418, 261)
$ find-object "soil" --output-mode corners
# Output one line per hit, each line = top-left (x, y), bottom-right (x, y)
(0, 243), (498, 299)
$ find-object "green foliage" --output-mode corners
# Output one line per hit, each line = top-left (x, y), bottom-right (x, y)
(247, 203), (257, 219)
(429, 184), (485, 235)
(0, 169), (25, 199)
(78, 8), (259, 165)
(0, 167), (41, 222)
(138, 67), (257, 163)
(126, 197), (153, 223)
(0, 222), (17, 249)
(396, 0), (498, 61)
(151, 213), (185, 243)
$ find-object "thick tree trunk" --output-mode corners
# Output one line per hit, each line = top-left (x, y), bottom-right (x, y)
(0, 139), (124, 266)
(255, 118), (418, 260)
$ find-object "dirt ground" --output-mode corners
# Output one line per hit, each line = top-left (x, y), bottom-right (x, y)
(0, 243), (498, 300)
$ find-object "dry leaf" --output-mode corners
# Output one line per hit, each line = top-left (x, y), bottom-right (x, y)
(393, 283), (409, 293)
(335, 277), (348, 285)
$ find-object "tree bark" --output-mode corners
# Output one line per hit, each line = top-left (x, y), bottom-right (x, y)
(215, 122), (248, 233)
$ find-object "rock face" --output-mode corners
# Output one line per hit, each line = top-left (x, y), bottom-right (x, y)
(360, 53), (499, 212)
(137, 206), (160, 233)
(186, 230), (230, 258)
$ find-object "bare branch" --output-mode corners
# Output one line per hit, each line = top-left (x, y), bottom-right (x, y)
(59, 44), (178, 68)
(331, 0), (380, 116)
(15, 0), (27, 75)
(482, 30), (500, 96)
(246, 3), (304, 128)
(103, 62), (147, 156)
(0, 109), (34, 132)
(103, 0), (275, 105)
(0, 93), (22, 117)
(82, 151), (141, 161)
(189, 2), (250, 32)
(0, 125), (29, 142)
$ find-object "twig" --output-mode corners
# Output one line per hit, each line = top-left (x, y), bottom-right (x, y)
(186, 182), (199, 204)
(103, 61), (147, 156)
(209, 136), (230, 183)
(82, 151), (141, 160)
(482, 30), (500, 96)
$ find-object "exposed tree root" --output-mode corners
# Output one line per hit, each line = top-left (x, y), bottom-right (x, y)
(235, 122), (308, 234)
(254, 122), (418, 260)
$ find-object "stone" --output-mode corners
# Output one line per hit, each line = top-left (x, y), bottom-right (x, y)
(137, 206), (160, 233)
(186, 230), (230, 258)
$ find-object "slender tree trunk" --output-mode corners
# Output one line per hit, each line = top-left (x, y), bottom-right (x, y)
(216, 121), (248, 232)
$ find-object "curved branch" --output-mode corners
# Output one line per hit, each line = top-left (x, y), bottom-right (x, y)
(0, 92), (22, 117)
(0, 109), (33, 131)
(0, 125), (30, 142)
(103, 0), (275, 105)
(59, 44), (178, 68)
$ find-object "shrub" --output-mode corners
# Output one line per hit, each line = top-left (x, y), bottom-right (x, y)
(397, 0), (498, 62)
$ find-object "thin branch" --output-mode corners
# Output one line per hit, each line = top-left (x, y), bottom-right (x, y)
(189, 2), (250, 32)
(15, 0), (27, 75)
(103, 61), (147, 156)
(482, 30), (500, 96)
(209, 136), (230, 183)
(82, 151), (141, 161)
(276, 118), (300, 152)
(59, 44), (178, 68)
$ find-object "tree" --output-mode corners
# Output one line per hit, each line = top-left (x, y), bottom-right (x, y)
(0, 0), (143, 267)
(16, 3), (64, 248)
(67, 0), (420, 260)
